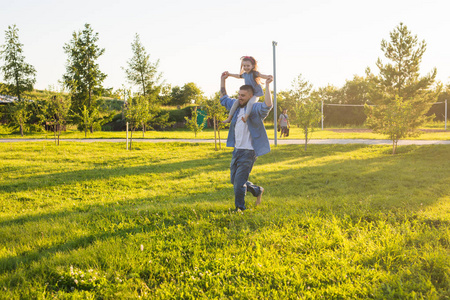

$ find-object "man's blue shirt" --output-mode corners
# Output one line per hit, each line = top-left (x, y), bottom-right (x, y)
(220, 95), (272, 157)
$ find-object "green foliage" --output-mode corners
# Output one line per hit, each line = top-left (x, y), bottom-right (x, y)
(184, 106), (206, 137)
(123, 33), (162, 99)
(169, 82), (205, 106)
(73, 105), (99, 138)
(366, 95), (433, 154)
(0, 25), (36, 101)
(6, 99), (30, 136)
(0, 82), (11, 95)
(365, 23), (439, 153)
(0, 143), (449, 298)
(283, 74), (312, 112)
(289, 75), (321, 150)
(203, 92), (228, 150)
(99, 98), (124, 112)
(63, 24), (106, 116)
(41, 94), (71, 144)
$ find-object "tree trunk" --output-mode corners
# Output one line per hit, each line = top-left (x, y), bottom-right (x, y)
(304, 126), (308, 151)
(213, 116), (217, 151)
(392, 140), (398, 154)
(20, 124), (24, 137)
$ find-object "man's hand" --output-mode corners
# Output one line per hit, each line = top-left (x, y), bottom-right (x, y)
(221, 71), (229, 80)
(266, 76), (273, 85)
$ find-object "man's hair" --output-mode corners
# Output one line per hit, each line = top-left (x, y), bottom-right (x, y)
(240, 85), (254, 95)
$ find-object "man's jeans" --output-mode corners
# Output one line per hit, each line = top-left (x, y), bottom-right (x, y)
(230, 149), (262, 210)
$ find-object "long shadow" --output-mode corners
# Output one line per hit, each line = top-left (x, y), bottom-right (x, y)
(0, 144), (367, 195)
(0, 154), (230, 194)
(2, 144), (448, 276)
(0, 190), (243, 274)
(256, 144), (450, 216)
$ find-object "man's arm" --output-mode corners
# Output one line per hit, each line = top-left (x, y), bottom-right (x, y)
(220, 72), (228, 98)
(264, 76), (273, 107)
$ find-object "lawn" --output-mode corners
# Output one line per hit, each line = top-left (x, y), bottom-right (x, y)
(0, 142), (449, 299)
(1, 123), (449, 141)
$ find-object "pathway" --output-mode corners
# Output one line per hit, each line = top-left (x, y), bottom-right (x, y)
(1, 138), (449, 145)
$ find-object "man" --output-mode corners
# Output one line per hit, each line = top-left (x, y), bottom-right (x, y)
(278, 109), (290, 138)
(220, 71), (273, 211)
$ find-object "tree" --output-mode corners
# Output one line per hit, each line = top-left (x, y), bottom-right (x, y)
(283, 74), (313, 111)
(366, 95), (418, 154)
(63, 24), (106, 132)
(170, 83), (204, 106)
(124, 33), (162, 99)
(73, 105), (99, 138)
(341, 75), (369, 105)
(125, 96), (150, 149)
(203, 92), (228, 150)
(43, 94), (71, 145)
(289, 75), (321, 151)
(185, 106), (206, 138)
(365, 23), (439, 154)
(8, 99), (30, 136)
(0, 25), (36, 101)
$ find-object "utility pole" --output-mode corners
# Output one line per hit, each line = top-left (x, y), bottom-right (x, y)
(273, 41), (278, 146)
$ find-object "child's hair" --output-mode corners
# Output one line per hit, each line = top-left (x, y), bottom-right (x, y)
(240, 56), (261, 85)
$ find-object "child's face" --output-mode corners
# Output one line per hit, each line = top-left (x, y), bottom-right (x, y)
(242, 60), (254, 73)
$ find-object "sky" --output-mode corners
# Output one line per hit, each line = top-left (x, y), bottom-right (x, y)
(1, 0), (450, 98)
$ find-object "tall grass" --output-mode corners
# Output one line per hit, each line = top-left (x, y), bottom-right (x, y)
(0, 142), (449, 299)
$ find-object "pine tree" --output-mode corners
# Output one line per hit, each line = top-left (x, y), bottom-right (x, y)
(124, 33), (162, 99)
(365, 23), (439, 153)
(0, 25), (36, 101)
(63, 24), (106, 131)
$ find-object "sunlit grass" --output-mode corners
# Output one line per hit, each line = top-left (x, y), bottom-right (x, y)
(0, 142), (449, 298)
(1, 124), (449, 140)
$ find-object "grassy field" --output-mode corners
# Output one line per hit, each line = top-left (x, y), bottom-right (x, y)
(0, 142), (449, 299)
(1, 123), (449, 140)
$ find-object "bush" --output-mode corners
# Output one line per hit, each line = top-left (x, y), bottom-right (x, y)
(100, 99), (124, 112)
(323, 105), (366, 126)
(101, 113), (126, 131)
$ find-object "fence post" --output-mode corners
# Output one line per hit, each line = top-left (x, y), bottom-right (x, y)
(321, 101), (324, 130)
(126, 122), (129, 150)
(445, 99), (448, 131)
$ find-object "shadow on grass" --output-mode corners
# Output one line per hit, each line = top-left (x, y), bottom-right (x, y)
(1, 143), (449, 278)
(0, 143), (366, 195)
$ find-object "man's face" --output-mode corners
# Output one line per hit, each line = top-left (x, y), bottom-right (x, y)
(238, 89), (252, 107)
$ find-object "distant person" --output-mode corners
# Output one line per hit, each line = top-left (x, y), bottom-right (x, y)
(278, 109), (290, 138)
(222, 56), (273, 124)
(219, 71), (273, 211)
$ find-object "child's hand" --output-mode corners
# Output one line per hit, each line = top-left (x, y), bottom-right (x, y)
(221, 71), (229, 79)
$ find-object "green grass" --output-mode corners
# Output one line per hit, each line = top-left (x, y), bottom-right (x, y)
(0, 142), (449, 299)
(1, 124), (449, 140)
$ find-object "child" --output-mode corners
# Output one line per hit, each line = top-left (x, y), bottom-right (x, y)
(223, 56), (272, 123)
